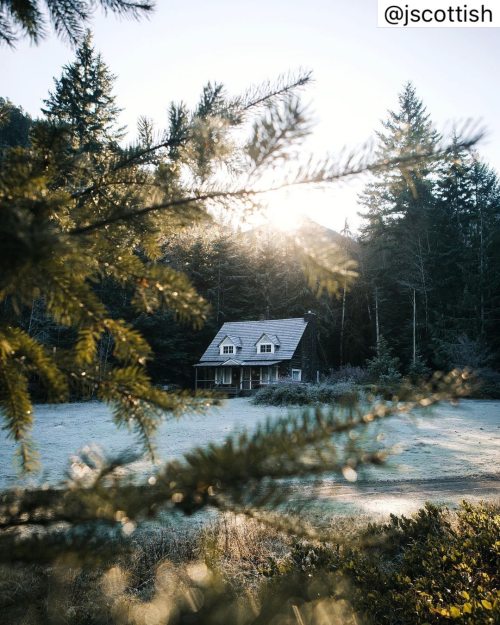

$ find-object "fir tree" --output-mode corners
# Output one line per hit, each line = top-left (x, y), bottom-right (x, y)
(42, 31), (124, 154)
(360, 83), (440, 366)
(430, 143), (500, 366)
(0, 97), (32, 151)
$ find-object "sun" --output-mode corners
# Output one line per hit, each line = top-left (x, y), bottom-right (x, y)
(264, 188), (305, 232)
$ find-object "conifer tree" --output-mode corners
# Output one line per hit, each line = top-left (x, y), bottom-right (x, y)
(42, 31), (123, 154)
(0, 97), (32, 151)
(360, 83), (440, 365)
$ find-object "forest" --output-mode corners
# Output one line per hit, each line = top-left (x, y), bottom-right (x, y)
(2, 50), (499, 394)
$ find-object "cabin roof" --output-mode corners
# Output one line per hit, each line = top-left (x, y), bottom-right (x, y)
(197, 317), (308, 365)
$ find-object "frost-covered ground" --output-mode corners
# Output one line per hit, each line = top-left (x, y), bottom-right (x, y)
(1, 398), (498, 516)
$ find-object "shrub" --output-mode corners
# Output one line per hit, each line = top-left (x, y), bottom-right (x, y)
(273, 502), (500, 625)
(407, 351), (432, 383)
(324, 365), (370, 385)
(366, 336), (402, 393)
(252, 381), (359, 406)
(1, 503), (498, 624)
(471, 367), (500, 399)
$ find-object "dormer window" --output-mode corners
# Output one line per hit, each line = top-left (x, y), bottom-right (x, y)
(255, 333), (279, 354)
(218, 335), (240, 356)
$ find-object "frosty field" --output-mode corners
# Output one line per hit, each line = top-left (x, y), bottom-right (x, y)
(1, 398), (499, 516)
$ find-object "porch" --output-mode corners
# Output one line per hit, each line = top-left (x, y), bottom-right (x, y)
(194, 361), (281, 392)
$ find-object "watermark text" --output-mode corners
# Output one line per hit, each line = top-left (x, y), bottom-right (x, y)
(379, 1), (499, 27)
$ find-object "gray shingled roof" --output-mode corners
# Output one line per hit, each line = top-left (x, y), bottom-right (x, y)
(197, 318), (308, 364)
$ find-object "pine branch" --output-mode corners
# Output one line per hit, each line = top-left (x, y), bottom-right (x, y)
(237, 70), (313, 112)
(68, 128), (483, 237)
(0, 370), (472, 536)
(0, 1), (154, 47)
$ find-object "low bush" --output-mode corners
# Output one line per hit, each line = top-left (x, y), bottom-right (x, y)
(471, 367), (500, 399)
(265, 502), (500, 624)
(1, 503), (498, 624)
(324, 365), (370, 385)
(252, 381), (359, 406)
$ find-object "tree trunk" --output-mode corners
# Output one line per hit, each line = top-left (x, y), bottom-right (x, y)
(412, 288), (417, 365)
(340, 279), (347, 366)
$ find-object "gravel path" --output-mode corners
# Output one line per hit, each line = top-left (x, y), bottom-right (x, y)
(286, 473), (500, 518)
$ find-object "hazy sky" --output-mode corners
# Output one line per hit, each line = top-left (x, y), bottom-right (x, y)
(2, 0), (499, 231)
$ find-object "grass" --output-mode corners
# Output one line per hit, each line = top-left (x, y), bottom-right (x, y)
(1, 502), (498, 624)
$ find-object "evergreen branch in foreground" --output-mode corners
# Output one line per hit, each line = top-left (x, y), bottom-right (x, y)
(68, 127), (483, 237)
(0, 370), (472, 550)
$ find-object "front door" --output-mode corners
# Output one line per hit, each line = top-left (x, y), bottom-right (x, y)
(231, 368), (240, 388)
(242, 367), (251, 390)
(251, 367), (260, 388)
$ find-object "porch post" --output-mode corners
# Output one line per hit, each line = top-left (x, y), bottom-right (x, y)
(239, 367), (243, 390)
(195, 367), (198, 391)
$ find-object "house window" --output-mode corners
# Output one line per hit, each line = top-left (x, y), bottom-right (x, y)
(223, 345), (234, 354)
(291, 368), (302, 382)
(259, 344), (272, 353)
(222, 368), (231, 384)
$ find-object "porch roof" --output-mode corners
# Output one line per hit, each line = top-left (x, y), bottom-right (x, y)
(194, 360), (281, 367)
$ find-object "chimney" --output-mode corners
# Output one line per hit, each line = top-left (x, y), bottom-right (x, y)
(303, 310), (316, 325)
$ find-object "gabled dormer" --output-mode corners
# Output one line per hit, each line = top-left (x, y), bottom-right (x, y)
(255, 333), (280, 354)
(218, 335), (242, 356)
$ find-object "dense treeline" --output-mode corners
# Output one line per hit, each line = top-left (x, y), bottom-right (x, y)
(2, 41), (498, 396)
(359, 83), (500, 381)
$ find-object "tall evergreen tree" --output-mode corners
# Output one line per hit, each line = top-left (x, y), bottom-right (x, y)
(42, 31), (123, 154)
(360, 82), (440, 366)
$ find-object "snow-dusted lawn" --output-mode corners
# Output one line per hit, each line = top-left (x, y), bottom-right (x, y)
(1, 398), (499, 516)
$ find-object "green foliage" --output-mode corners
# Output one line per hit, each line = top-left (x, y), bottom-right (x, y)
(343, 502), (499, 624)
(0, 326), (67, 470)
(42, 31), (124, 153)
(0, 0), (153, 47)
(276, 502), (500, 625)
(1, 502), (497, 624)
(366, 335), (402, 387)
(252, 381), (359, 406)
(0, 97), (32, 150)
(407, 350), (431, 382)
(358, 84), (500, 375)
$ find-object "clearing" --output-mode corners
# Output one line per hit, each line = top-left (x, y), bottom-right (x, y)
(0, 397), (498, 516)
